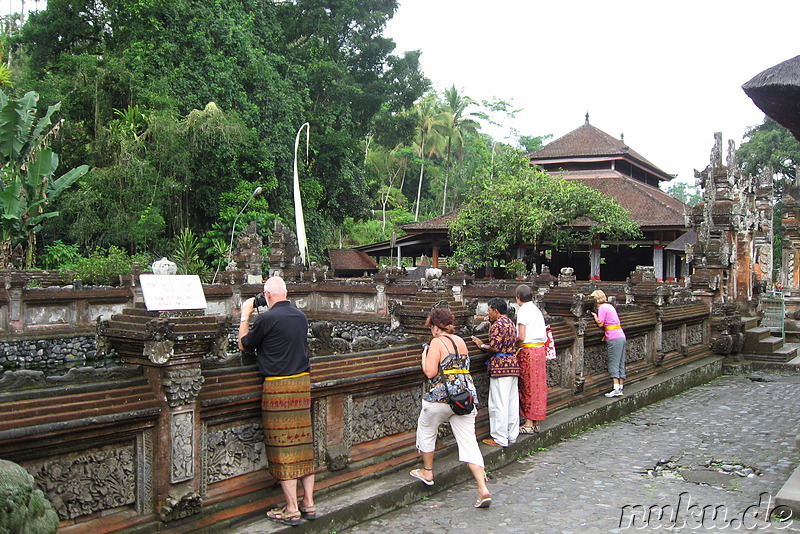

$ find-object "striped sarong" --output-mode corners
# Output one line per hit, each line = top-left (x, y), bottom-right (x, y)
(261, 373), (314, 481)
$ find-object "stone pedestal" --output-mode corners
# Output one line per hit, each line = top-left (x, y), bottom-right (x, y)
(100, 305), (228, 522)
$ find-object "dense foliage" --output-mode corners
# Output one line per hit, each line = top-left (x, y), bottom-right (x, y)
(450, 153), (642, 267)
(7, 0), (428, 265)
(0, 1), (639, 276)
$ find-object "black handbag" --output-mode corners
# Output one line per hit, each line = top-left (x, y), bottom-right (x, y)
(437, 336), (475, 416)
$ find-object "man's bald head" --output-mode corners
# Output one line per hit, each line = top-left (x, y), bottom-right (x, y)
(263, 276), (288, 306)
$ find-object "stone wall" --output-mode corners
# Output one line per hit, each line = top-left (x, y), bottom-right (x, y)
(0, 335), (121, 374)
(0, 280), (713, 533)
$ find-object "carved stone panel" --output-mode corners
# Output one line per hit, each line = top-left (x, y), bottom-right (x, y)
(319, 295), (343, 311)
(687, 324), (704, 345)
(171, 411), (194, 483)
(313, 397), (329, 468)
(546, 358), (561, 388)
(472, 372), (489, 407)
(584, 344), (608, 375)
(204, 423), (267, 485)
(137, 431), (154, 514)
(626, 336), (647, 363)
(662, 328), (681, 354)
(352, 296), (376, 313)
(164, 368), (205, 407)
(351, 387), (421, 443)
(24, 443), (136, 520)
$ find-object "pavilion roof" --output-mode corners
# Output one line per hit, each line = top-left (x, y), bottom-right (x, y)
(553, 169), (687, 229)
(527, 116), (674, 182)
(328, 248), (378, 272)
(399, 210), (459, 232)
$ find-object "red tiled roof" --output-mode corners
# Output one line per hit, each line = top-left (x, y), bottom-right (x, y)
(328, 249), (378, 271)
(528, 120), (673, 181)
(553, 169), (687, 228)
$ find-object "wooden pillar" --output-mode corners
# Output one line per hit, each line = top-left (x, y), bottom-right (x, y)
(590, 245), (601, 281)
(653, 245), (664, 282)
(665, 252), (676, 282)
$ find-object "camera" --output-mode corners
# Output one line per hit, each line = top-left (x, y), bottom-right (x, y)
(253, 292), (267, 308)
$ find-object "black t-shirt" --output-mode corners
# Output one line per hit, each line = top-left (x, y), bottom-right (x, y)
(241, 300), (310, 377)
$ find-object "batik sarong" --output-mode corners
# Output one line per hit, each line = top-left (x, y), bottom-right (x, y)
(261, 372), (314, 481)
(517, 346), (547, 421)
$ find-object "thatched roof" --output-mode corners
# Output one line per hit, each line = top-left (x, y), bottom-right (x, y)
(743, 54), (800, 141)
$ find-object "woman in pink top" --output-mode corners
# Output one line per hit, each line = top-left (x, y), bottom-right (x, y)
(589, 290), (626, 398)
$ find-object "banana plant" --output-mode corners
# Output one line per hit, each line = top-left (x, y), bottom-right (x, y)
(0, 90), (89, 268)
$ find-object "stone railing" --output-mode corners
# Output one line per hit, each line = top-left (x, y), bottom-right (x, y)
(0, 280), (712, 533)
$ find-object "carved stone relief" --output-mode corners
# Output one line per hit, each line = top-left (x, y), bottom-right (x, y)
(144, 339), (174, 364)
(164, 368), (205, 407)
(171, 411), (194, 483)
(472, 372), (489, 407)
(351, 387), (421, 443)
(137, 430), (154, 514)
(313, 397), (329, 469)
(687, 324), (704, 345)
(204, 423), (266, 485)
(160, 491), (202, 522)
(584, 345), (608, 375)
(25, 444), (136, 520)
(662, 328), (681, 354)
(546, 358), (561, 388)
(625, 336), (647, 363)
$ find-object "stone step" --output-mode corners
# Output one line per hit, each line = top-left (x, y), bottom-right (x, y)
(744, 326), (772, 341)
(741, 315), (761, 329)
(742, 344), (797, 363)
(742, 335), (785, 353)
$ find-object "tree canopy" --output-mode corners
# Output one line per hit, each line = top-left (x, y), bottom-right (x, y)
(450, 153), (641, 267)
(737, 117), (800, 199)
(9, 0), (429, 262)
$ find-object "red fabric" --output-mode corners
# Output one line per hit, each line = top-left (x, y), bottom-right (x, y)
(544, 325), (557, 360)
(518, 345), (547, 421)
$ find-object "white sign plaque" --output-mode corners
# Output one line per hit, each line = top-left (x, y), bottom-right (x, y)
(140, 274), (208, 311)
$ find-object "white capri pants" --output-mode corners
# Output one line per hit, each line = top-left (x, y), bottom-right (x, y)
(415, 400), (485, 467)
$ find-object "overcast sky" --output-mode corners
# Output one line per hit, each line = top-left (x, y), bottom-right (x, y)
(384, 0), (800, 186)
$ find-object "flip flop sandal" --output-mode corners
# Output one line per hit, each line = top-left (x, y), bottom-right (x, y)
(266, 506), (301, 526)
(299, 504), (317, 520)
(409, 468), (435, 486)
(474, 497), (492, 508)
(519, 426), (538, 434)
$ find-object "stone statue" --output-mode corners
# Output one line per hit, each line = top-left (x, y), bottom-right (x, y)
(0, 459), (59, 534)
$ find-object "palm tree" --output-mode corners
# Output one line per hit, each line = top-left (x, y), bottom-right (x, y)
(441, 86), (480, 214)
(412, 94), (451, 221)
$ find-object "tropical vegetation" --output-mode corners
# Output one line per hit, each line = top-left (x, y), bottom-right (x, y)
(0, 1), (647, 280)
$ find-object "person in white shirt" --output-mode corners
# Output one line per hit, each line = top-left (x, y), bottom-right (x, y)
(514, 284), (547, 433)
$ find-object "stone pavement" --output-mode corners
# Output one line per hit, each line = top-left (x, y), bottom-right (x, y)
(227, 358), (800, 534)
(342, 371), (800, 534)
